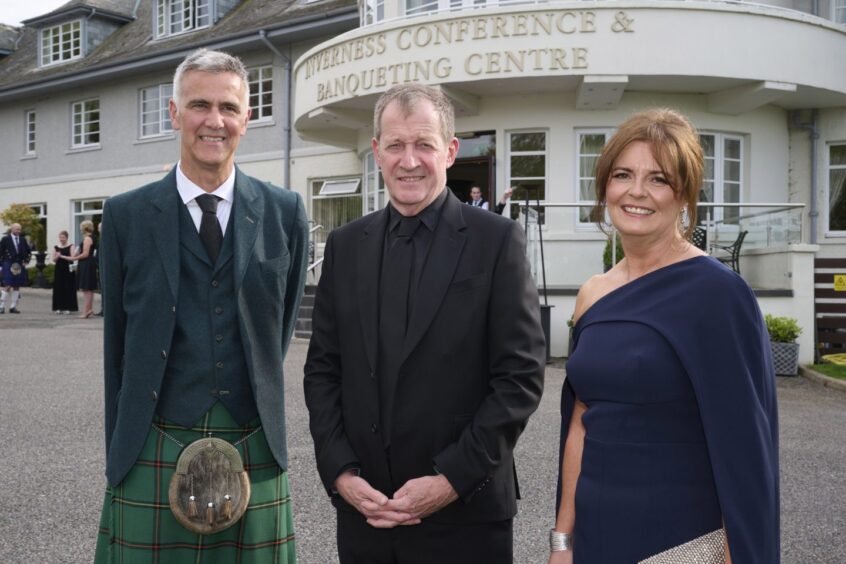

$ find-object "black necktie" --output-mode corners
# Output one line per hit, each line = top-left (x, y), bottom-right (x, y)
(13, 236), (19, 253)
(196, 194), (223, 264)
(378, 215), (420, 444)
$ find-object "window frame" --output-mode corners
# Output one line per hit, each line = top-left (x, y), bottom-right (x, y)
(40, 19), (83, 67)
(71, 98), (101, 149)
(155, 0), (211, 39)
(834, 0), (846, 24)
(363, 151), (386, 214)
(25, 110), (37, 156)
(248, 66), (274, 123)
(139, 83), (174, 139)
(699, 132), (744, 224)
(574, 129), (613, 228)
(506, 129), (548, 220)
(827, 142), (846, 236)
(72, 199), (104, 245)
(310, 176), (364, 247)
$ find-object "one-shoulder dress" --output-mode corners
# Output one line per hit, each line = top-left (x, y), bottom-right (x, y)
(559, 256), (779, 563)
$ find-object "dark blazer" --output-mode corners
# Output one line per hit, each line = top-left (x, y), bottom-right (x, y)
(304, 190), (545, 524)
(0, 233), (31, 263)
(100, 166), (308, 486)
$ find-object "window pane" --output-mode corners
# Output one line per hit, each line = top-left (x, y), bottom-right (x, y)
(700, 180), (714, 204)
(510, 180), (545, 202)
(580, 179), (595, 202)
(699, 135), (715, 157)
(511, 155), (545, 178)
(579, 156), (598, 178)
(724, 160), (740, 182)
(724, 138), (741, 160)
(830, 169), (846, 231)
(704, 158), (715, 182)
(510, 132), (545, 152)
(831, 145), (846, 166)
(579, 134), (605, 155)
(319, 179), (361, 195)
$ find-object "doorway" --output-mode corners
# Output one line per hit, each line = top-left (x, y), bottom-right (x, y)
(448, 156), (494, 206)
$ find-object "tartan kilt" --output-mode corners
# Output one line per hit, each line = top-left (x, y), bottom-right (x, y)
(95, 402), (296, 564)
(1, 259), (28, 287)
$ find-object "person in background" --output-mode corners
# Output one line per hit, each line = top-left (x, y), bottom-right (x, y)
(0, 223), (32, 314)
(60, 220), (97, 318)
(305, 83), (545, 564)
(51, 230), (78, 314)
(94, 221), (103, 317)
(494, 186), (515, 215)
(93, 48), (307, 563)
(550, 108), (779, 563)
(466, 185), (489, 209)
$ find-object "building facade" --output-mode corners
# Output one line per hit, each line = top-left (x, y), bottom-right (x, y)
(292, 0), (846, 359)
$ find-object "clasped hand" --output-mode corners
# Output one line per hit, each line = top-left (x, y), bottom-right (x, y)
(334, 472), (459, 528)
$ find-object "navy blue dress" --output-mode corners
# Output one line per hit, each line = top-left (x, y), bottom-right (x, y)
(559, 256), (779, 563)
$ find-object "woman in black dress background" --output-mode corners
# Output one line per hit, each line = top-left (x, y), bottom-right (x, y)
(51, 230), (77, 314)
(60, 220), (97, 318)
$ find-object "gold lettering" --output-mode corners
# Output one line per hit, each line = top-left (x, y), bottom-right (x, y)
(581, 12), (596, 33)
(572, 47), (588, 68)
(397, 29), (412, 50)
(473, 18), (487, 40)
(434, 57), (451, 78)
(362, 68), (374, 90)
(492, 16), (509, 39)
(550, 48), (568, 70)
(434, 21), (453, 45)
(485, 52), (501, 74)
(513, 14), (529, 36)
(531, 13), (553, 36)
(505, 50), (525, 73)
(465, 53), (483, 75)
(556, 12), (576, 34)
(347, 73), (360, 94)
(414, 25), (432, 47)
(317, 82), (325, 101)
(529, 48), (548, 70)
(376, 34), (387, 54)
(376, 66), (387, 87)
(414, 60), (431, 81)
(456, 19), (471, 42)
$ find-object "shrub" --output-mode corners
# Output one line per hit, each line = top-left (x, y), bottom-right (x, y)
(764, 314), (801, 343)
(602, 233), (624, 270)
(27, 263), (55, 287)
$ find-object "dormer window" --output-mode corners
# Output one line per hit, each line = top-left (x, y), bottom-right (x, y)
(40, 20), (82, 66)
(156, 0), (211, 38)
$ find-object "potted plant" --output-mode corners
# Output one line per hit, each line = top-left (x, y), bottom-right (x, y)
(764, 314), (802, 376)
(602, 233), (624, 272)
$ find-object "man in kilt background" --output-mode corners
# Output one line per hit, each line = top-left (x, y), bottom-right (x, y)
(0, 223), (32, 314)
(95, 49), (308, 563)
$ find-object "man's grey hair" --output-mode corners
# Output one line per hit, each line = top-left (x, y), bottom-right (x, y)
(373, 83), (455, 144)
(172, 48), (250, 106)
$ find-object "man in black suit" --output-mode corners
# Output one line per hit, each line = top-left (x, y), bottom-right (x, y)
(0, 223), (32, 314)
(304, 83), (545, 563)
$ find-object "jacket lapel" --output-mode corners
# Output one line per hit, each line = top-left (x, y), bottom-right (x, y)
(358, 209), (388, 371)
(232, 167), (260, 292)
(149, 169), (181, 301)
(401, 191), (466, 363)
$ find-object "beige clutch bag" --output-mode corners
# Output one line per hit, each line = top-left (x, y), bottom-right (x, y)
(639, 528), (726, 564)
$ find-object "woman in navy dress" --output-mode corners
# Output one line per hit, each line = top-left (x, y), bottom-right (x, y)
(51, 230), (78, 313)
(549, 109), (779, 563)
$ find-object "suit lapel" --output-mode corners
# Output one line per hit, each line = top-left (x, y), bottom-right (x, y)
(149, 169), (181, 300)
(358, 209), (388, 371)
(232, 168), (260, 292)
(401, 192), (466, 363)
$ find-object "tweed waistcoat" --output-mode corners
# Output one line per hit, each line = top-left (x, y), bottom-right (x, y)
(156, 203), (257, 427)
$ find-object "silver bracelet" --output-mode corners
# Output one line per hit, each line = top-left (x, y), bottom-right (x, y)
(549, 529), (573, 552)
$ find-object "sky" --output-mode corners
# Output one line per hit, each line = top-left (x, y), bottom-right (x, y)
(0, 0), (70, 26)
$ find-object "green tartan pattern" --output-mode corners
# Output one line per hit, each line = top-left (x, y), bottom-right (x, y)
(95, 403), (295, 564)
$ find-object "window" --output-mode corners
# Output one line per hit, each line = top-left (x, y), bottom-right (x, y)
(25, 110), (36, 155)
(40, 20), (82, 66)
(576, 130), (611, 225)
(700, 134), (742, 224)
(835, 0), (846, 23)
(72, 99), (100, 148)
(507, 131), (547, 219)
(73, 199), (104, 244)
(361, 0), (385, 24)
(248, 67), (273, 122)
(829, 144), (846, 233)
(156, 0), (211, 38)
(311, 178), (363, 247)
(140, 84), (174, 138)
(29, 203), (47, 249)
(364, 151), (386, 213)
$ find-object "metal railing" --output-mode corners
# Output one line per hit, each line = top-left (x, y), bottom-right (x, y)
(307, 222), (324, 274)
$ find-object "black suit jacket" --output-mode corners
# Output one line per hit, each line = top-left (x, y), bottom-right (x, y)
(0, 234), (31, 264)
(304, 190), (545, 524)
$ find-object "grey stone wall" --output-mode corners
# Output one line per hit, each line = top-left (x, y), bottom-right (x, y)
(85, 18), (122, 54)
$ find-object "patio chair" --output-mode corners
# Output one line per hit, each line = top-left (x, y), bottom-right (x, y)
(690, 226), (707, 251)
(713, 230), (747, 274)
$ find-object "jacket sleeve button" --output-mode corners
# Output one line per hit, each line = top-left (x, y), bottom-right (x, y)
(151, 390), (158, 402)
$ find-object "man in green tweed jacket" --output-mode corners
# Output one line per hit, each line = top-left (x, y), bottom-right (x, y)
(94, 49), (307, 563)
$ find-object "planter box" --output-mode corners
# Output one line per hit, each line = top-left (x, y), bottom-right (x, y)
(771, 341), (799, 376)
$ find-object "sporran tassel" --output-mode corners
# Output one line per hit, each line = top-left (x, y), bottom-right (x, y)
(222, 495), (233, 520)
(188, 495), (198, 518)
(207, 502), (215, 525)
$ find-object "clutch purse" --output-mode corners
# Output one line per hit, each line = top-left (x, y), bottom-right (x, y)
(639, 528), (726, 564)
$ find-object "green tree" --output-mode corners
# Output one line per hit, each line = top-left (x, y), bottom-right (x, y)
(1, 203), (45, 252)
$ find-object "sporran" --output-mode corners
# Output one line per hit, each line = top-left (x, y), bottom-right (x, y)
(10, 262), (22, 276)
(167, 436), (251, 534)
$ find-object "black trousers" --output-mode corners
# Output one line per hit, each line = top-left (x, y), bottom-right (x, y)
(336, 509), (513, 564)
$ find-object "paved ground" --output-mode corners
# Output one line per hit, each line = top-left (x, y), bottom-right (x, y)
(1, 289), (844, 563)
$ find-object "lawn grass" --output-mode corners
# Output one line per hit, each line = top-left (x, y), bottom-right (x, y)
(811, 363), (846, 380)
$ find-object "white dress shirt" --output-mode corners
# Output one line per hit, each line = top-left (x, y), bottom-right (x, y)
(175, 162), (235, 234)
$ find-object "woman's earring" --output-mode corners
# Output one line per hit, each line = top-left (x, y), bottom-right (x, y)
(680, 207), (690, 230)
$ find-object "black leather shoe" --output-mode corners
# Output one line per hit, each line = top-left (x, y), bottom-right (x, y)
(9, 307), (20, 314)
